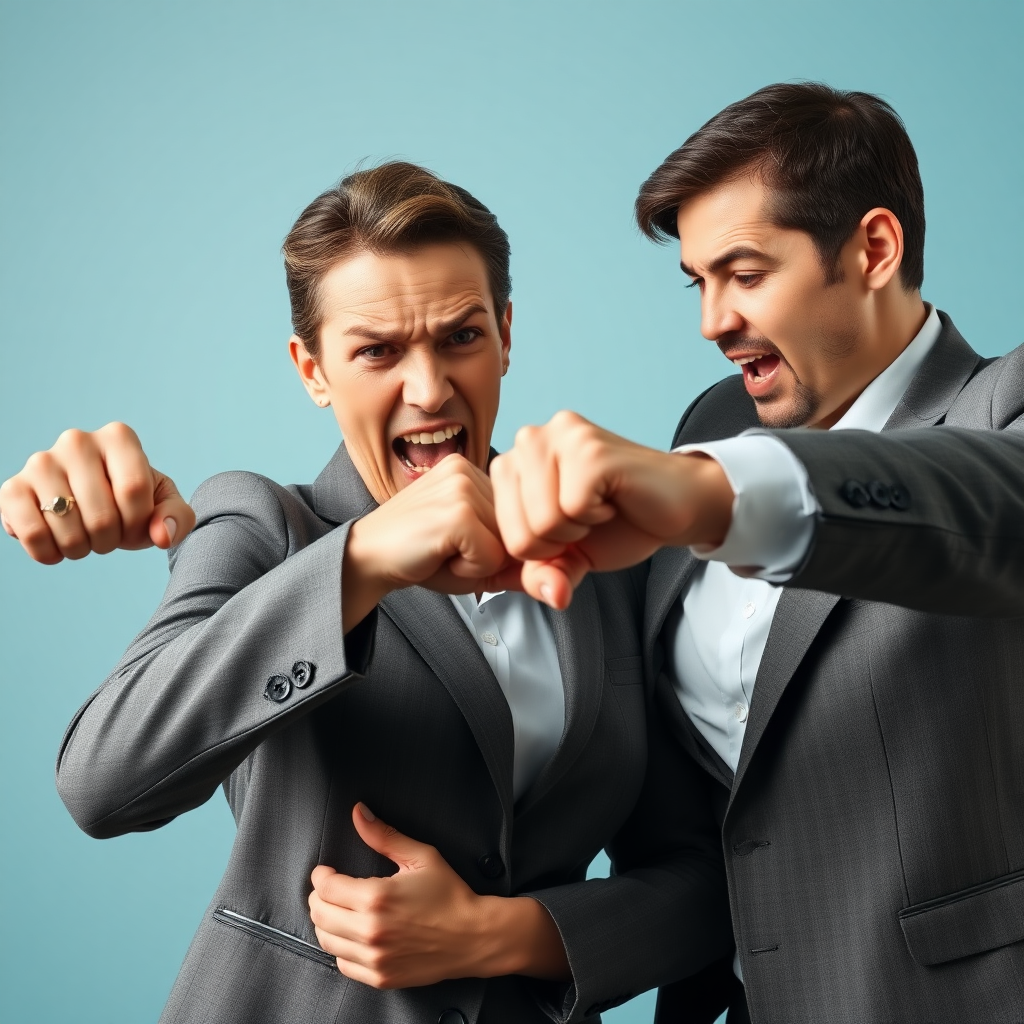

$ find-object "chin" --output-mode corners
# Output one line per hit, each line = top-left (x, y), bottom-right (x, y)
(754, 383), (818, 429)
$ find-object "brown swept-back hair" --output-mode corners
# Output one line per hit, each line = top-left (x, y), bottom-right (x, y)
(283, 162), (512, 358)
(635, 82), (925, 290)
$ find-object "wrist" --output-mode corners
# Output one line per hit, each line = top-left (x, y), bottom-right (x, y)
(341, 517), (396, 633)
(470, 895), (571, 981)
(672, 453), (734, 548)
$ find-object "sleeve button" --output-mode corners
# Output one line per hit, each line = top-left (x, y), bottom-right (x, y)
(868, 480), (892, 507)
(841, 479), (871, 508)
(889, 484), (911, 510)
(291, 661), (315, 688)
(264, 675), (292, 703)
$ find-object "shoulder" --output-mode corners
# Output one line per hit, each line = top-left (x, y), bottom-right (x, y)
(957, 341), (1024, 430)
(670, 374), (757, 448)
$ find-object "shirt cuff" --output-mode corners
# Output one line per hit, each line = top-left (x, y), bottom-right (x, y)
(674, 431), (819, 582)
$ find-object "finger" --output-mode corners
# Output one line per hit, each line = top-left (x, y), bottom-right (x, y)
(514, 428), (593, 545)
(0, 476), (62, 563)
(309, 890), (368, 943)
(21, 451), (92, 560)
(445, 516), (510, 580)
(489, 452), (567, 562)
(351, 802), (433, 870)
(331, 952), (394, 989)
(95, 423), (155, 549)
(60, 434), (123, 556)
(148, 470), (195, 549)
(311, 865), (376, 911)
(520, 548), (593, 610)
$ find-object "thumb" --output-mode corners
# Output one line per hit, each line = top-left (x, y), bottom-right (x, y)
(351, 802), (432, 871)
(148, 470), (196, 549)
(520, 548), (592, 610)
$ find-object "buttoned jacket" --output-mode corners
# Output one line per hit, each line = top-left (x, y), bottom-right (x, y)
(649, 314), (1024, 1023)
(56, 444), (730, 1024)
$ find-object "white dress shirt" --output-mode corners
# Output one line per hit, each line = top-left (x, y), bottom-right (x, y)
(450, 591), (565, 802)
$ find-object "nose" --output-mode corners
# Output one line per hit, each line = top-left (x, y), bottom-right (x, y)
(699, 284), (745, 342)
(401, 348), (454, 413)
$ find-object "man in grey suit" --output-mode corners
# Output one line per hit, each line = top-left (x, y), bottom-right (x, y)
(0, 163), (732, 1023)
(492, 83), (1024, 1022)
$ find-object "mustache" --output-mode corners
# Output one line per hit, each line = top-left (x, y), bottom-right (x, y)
(716, 334), (782, 360)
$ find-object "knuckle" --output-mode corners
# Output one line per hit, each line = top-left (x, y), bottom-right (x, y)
(24, 450), (55, 475)
(55, 427), (88, 452)
(101, 421), (139, 444)
(514, 424), (537, 446)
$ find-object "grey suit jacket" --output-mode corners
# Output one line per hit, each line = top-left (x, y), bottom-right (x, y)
(56, 444), (730, 1024)
(649, 313), (1024, 1023)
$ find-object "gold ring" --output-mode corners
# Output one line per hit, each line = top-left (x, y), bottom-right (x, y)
(40, 495), (76, 517)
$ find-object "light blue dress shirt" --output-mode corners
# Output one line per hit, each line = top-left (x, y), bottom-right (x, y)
(450, 591), (565, 802)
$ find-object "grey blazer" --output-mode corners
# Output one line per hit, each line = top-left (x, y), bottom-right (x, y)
(649, 313), (1024, 1023)
(56, 444), (730, 1024)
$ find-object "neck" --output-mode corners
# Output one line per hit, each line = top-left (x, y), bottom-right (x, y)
(813, 288), (928, 429)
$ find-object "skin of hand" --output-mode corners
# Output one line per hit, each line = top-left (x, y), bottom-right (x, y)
(0, 422), (195, 564)
(308, 803), (571, 989)
(489, 411), (736, 609)
(341, 453), (523, 632)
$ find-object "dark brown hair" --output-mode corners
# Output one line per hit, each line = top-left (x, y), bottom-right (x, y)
(635, 82), (925, 290)
(283, 162), (512, 357)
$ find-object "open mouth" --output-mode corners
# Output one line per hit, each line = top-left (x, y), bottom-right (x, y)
(732, 353), (782, 391)
(392, 424), (466, 475)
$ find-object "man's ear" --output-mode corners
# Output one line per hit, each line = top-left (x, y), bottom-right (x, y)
(858, 208), (905, 291)
(499, 301), (512, 376)
(289, 335), (331, 407)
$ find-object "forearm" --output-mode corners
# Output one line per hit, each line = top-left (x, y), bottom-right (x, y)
(56, 485), (370, 837)
(780, 426), (1024, 615)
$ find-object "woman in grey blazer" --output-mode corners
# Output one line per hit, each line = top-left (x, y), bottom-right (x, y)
(8, 163), (731, 1023)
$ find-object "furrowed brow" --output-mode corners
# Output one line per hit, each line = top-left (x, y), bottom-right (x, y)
(431, 305), (489, 337)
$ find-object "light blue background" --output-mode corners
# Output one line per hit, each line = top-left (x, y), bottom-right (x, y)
(1, 2), (1021, 1022)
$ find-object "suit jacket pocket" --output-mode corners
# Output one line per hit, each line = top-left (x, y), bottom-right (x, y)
(898, 867), (1024, 966)
(213, 907), (337, 970)
(606, 655), (643, 685)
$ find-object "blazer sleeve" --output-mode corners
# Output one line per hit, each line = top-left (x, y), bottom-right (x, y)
(522, 708), (733, 1023)
(777, 421), (1024, 617)
(55, 470), (374, 839)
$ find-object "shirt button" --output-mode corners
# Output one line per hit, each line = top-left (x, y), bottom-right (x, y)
(735, 703), (748, 722)
(480, 632), (499, 646)
(744, 602), (756, 618)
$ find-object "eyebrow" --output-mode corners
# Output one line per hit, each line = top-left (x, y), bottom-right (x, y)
(343, 305), (490, 343)
(680, 246), (781, 278)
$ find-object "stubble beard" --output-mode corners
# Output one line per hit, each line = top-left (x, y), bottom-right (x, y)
(752, 372), (819, 429)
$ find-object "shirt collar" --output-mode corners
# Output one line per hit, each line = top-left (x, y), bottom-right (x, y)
(831, 303), (941, 433)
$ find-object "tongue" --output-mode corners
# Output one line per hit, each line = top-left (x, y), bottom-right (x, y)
(751, 354), (780, 378)
(405, 436), (461, 468)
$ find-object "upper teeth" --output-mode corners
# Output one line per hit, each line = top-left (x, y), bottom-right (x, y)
(401, 424), (463, 445)
(733, 356), (759, 365)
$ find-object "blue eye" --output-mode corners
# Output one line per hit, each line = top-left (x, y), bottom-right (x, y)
(449, 328), (480, 345)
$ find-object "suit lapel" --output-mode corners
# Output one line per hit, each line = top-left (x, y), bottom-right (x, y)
(516, 576), (604, 814)
(731, 588), (841, 797)
(644, 546), (700, 681)
(379, 587), (516, 824)
(309, 442), (517, 820)
(884, 312), (982, 430)
(731, 312), (982, 796)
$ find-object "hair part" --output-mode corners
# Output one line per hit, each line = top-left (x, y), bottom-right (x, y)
(283, 162), (512, 358)
(635, 82), (925, 291)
